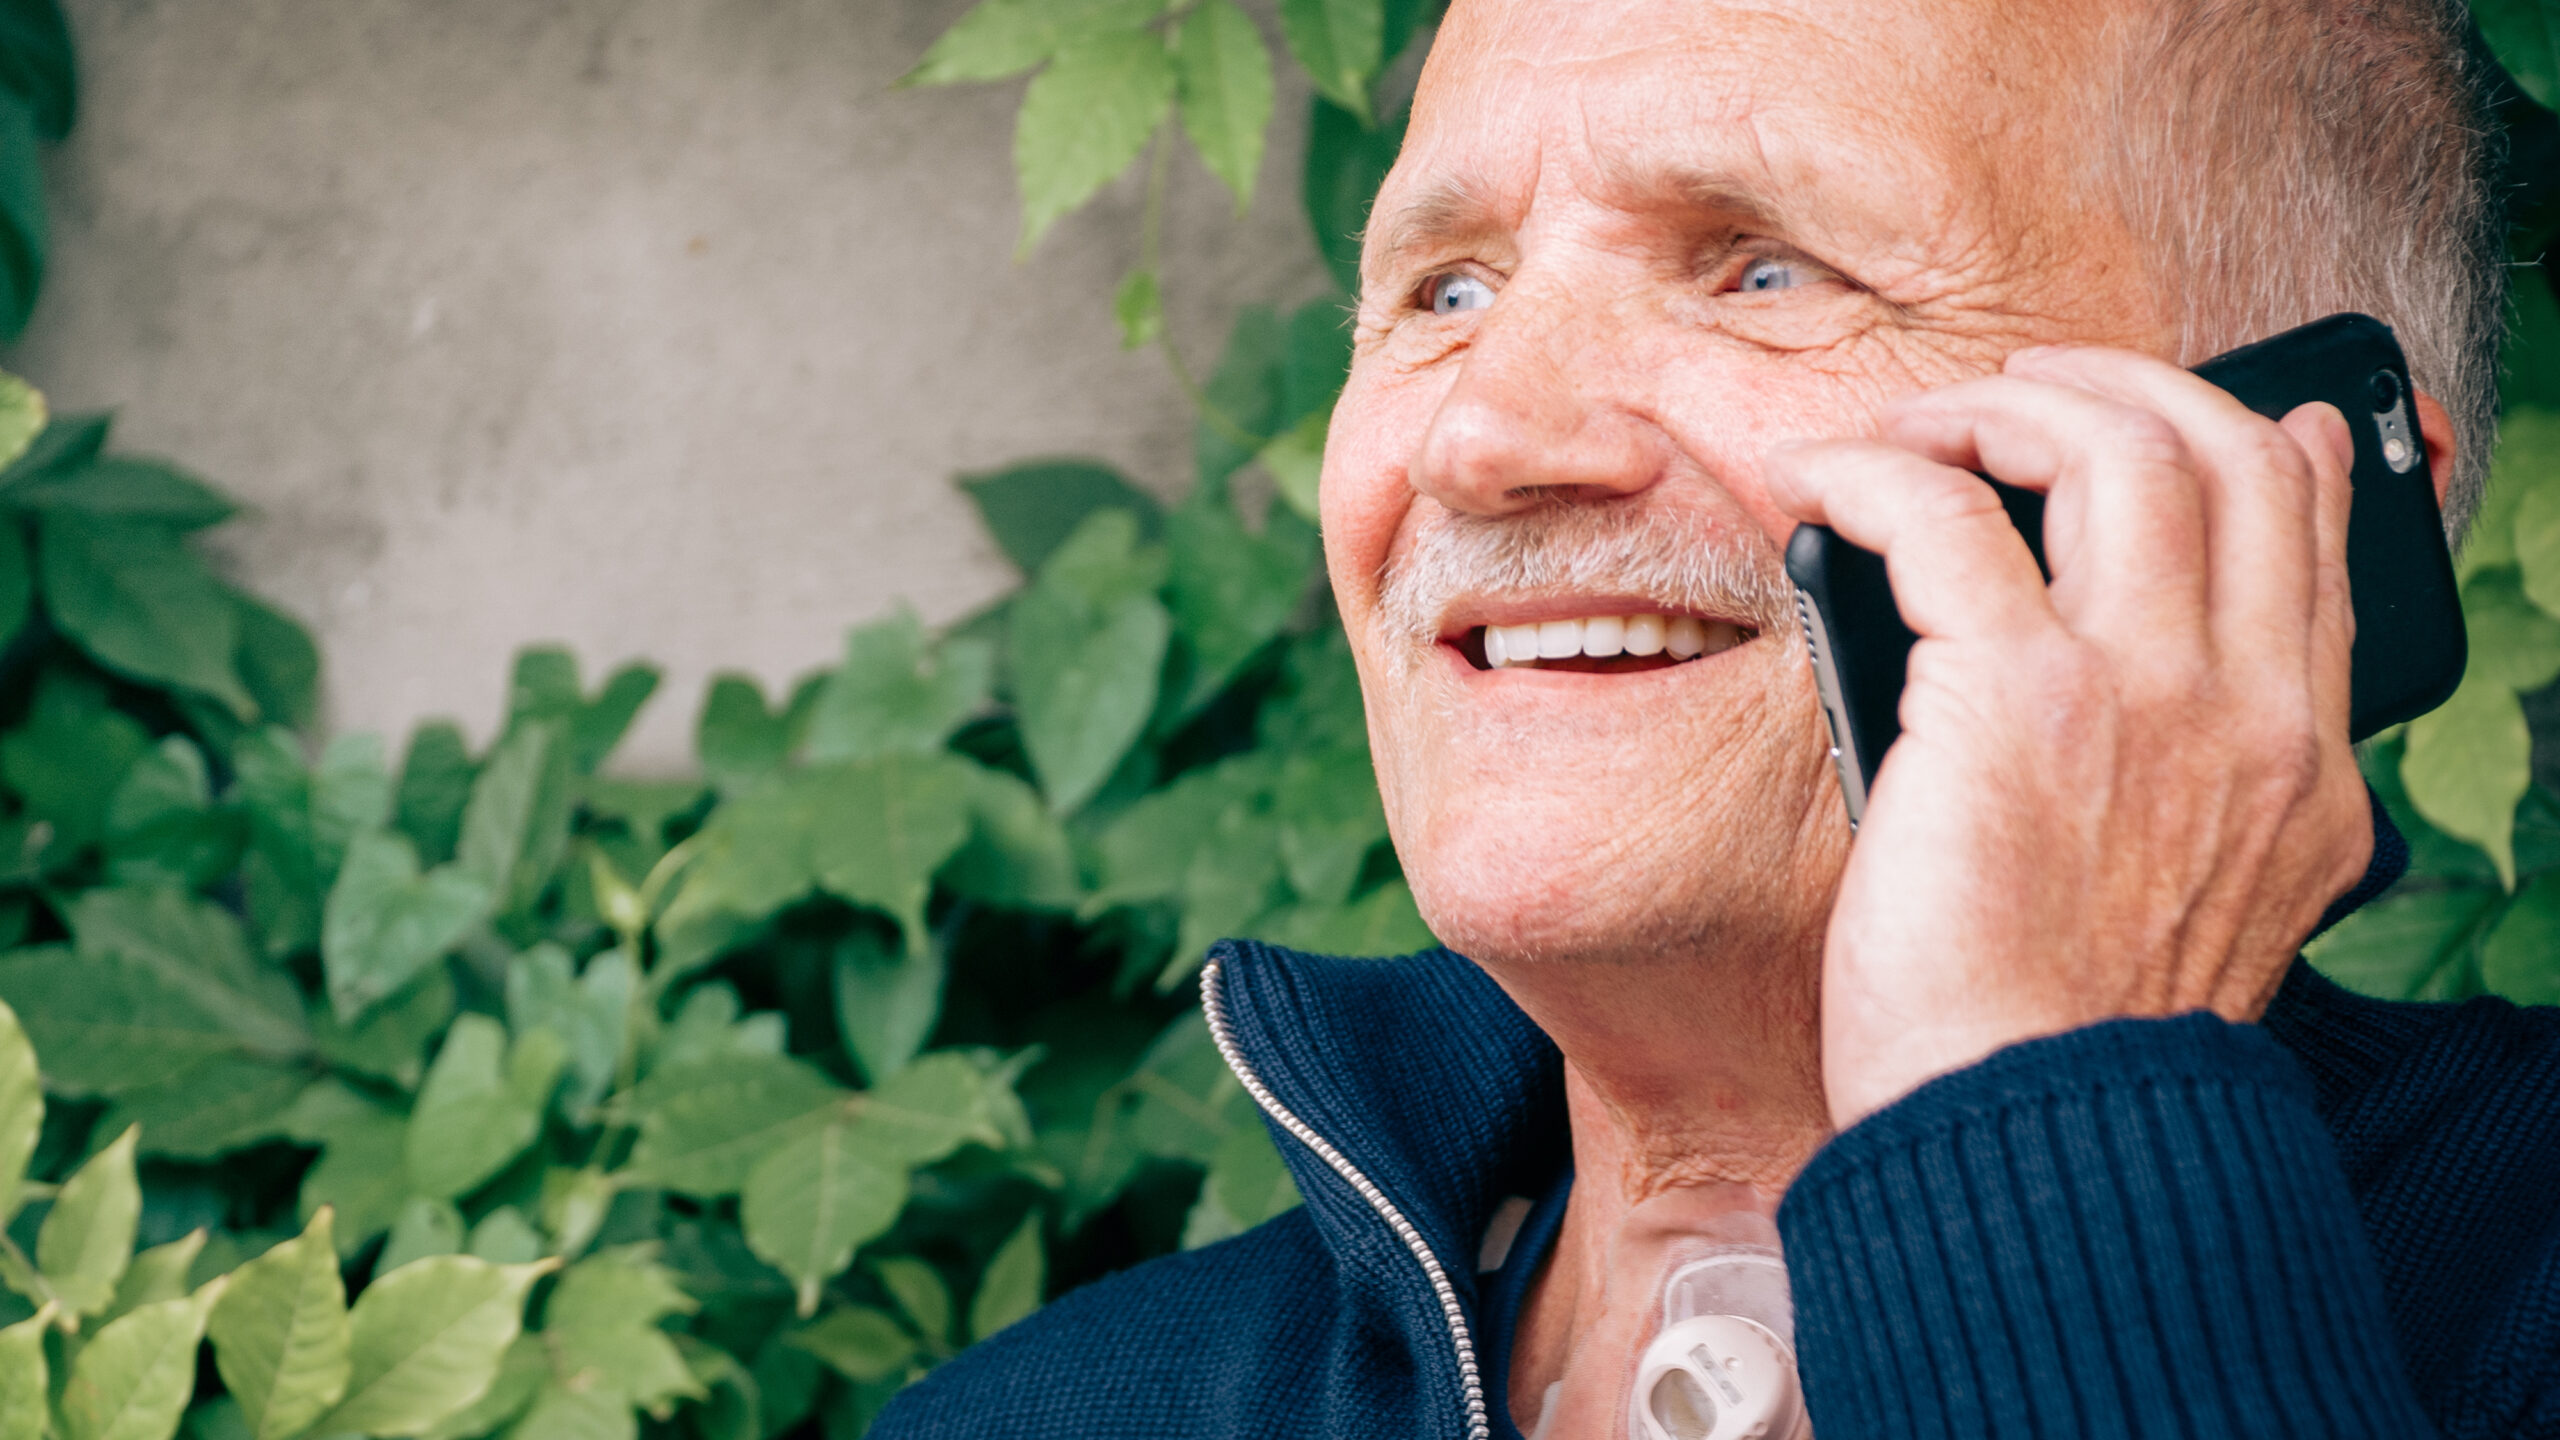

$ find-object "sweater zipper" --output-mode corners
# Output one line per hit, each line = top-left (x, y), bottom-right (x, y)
(1200, 953), (1493, 1440)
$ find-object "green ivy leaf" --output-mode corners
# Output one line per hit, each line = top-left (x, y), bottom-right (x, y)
(0, 520), (28, 655)
(856, 1050), (1024, 1166)
(393, 722), (476, 869)
(454, 719), (561, 899)
(1176, 0), (1274, 210)
(102, 1055), (310, 1160)
(832, 928), (942, 1086)
(2478, 0), (2560, 108)
(1113, 266), (1164, 350)
(208, 1209), (350, 1440)
(570, 664), (660, 773)
(1009, 511), (1172, 814)
(2507, 410), (2560, 612)
(235, 593), (321, 733)
(0, 668), (151, 855)
(1014, 31), (1177, 254)
(663, 753), (981, 969)
(871, 1255), (952, 1350)
(1266, 877), (1435, 959)
(807, 755), (975, 951)
(10, 456), (236, 530)
(39, 1123), (140, 1317)
(1052, 1010), (1246, 1224)
(404, 1015), (566, 1200)
(969, 1213), (1046, 1340)
(413, 1335), (543, 1440)
(1273, 747), (1390, 907)
(40, 513), (256, 717)
(103, 1230), (203, 1327)
(0, 0), (73, 140)
(1164, 491), (1319, 713)
(288, 1087), (413, 1256)
(902, 0), (1166, 86)
(957, 458), (1164, 577)
(2508, 272), (2560, 413)
(1182, 1118), (1300, 1249)
(0, 97), (43, 344)
(1278, 0), (1382, 123)
(543, 1249), (704, 1416)
(786, 1305), (914, 1384)
(1089, 752), (1275, 907)
(1196, 306), (1286, 493)
(696, 674), (800, 793)
(505, 944), (634, 1119)
(803, 609), (993, 764)
(375, 1198), (464, 1276)
(503, 1384), (631, 1440)
(0, 997), (37, 1224)
(940, 762), (1081, 911)
(58, 1279), (221, 1440)
(491, 650), (655, 778)
(0, 1310), (45, 1440)
(310, 734), (394, 881)
(742, 1121), (910, 1317)
(0, 946), (242, 1095)
(104, 738), (243, 891)
(0, 372), (39, 481)
(1258, 407), (1328, 521)
(618, 1053), (845, 1199)
(70, 886), (308, 1059)
(465, 1208), (542, 1265)
(309, 961), (453, 1091)
(308, 1256), (547, 1439)
(2482, 868), (2560, 1003)
(1301, 97), (1402, 295)
(321, 829), (494, 1023)
(2404, 666), (2533, 888)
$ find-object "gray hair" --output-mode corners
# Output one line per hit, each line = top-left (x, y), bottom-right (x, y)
(2104, 0), (2506, 538)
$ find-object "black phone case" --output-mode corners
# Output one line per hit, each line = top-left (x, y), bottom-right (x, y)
(1785, 313), (2466, 825)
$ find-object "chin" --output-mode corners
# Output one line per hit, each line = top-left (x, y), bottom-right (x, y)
(1374, 651), (1846, 969)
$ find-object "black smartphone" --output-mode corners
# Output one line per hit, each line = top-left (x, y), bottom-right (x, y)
(1785, 312), (2465, 826)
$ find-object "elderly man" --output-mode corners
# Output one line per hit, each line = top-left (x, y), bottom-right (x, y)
(877, 0), (2560, 1435)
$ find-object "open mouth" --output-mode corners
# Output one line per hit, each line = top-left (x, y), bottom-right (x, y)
(1448, 613), (1756, 674)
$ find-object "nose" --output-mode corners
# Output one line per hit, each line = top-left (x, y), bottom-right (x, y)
(1409, 281), (1668, 517)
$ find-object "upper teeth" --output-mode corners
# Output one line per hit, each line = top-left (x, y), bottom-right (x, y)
(1479, 614), (1733, 667)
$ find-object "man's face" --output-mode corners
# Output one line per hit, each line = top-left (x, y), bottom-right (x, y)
(1329, 0), (2168, 969)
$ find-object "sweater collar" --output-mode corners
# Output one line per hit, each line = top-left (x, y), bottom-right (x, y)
(1197, 791), (2408, 1438)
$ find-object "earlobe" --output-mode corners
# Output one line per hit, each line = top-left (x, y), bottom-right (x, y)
(2414, 391), (2458, 507)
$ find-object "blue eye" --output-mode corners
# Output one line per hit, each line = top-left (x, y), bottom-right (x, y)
(1429, 273), (1495, 314)
(1739, 257), (1807, 292)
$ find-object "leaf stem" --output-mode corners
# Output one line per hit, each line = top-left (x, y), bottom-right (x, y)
(1138, 126), (1268, 455)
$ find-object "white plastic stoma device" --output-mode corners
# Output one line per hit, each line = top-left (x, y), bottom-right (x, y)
(1629, 1246), (1810, 1440)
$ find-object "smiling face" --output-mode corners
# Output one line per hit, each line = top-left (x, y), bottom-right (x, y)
(1328, 0), (2173, 970)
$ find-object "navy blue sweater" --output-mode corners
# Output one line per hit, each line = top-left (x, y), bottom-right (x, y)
(873, 940), (2560, 1438)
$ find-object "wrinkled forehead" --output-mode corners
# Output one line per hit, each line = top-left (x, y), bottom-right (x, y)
(1373, 0), (2114, 289)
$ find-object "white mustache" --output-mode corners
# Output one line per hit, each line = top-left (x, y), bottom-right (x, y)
(1377, 503), (1798, 652)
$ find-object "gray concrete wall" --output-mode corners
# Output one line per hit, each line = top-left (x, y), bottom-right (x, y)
(6, 0), (1332, 768)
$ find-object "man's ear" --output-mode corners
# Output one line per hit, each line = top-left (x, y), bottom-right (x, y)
(2414, 390), (2458, 506)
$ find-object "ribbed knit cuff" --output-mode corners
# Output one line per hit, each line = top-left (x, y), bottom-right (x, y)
(1777, 1014), (2436, 1439)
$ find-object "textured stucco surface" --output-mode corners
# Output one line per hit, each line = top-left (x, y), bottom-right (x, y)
(5, 0), (1331, 768)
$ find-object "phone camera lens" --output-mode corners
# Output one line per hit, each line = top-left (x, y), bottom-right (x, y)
(2370, 369), (2403, 410)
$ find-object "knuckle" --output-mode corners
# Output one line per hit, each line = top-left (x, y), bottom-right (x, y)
(2093, 407), (2192, 480)
(2230, 423), (2314, 492)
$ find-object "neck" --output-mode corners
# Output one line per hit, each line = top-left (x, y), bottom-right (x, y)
(1478, 922), (1833, 1434)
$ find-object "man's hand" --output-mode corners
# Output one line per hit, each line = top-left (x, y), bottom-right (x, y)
(1764, 345), (2373, 1130)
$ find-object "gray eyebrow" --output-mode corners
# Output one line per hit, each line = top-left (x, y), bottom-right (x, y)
(1359, 174), (1502, 286)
